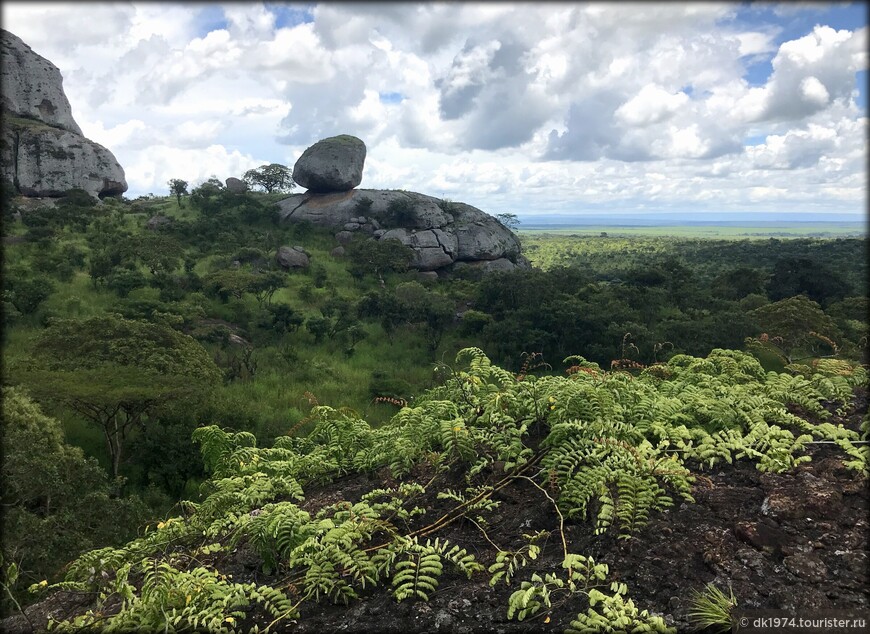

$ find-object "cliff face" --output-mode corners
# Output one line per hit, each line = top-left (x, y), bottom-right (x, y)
(1, 29), (127, 198)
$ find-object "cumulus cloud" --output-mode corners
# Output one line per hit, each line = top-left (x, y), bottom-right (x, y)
(615, 84), (690, 126)
(733, 25), (867, 122)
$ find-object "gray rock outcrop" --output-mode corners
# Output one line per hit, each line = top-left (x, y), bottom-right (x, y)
(276, 246), (310, 269)
(225, 177), (247, 193)
(1, 30), (81, 135)
(278, 188), (524, 273)
(1, 29), (127, 198)
(146, 215), (172, 231)
(292, 135), (366, 193)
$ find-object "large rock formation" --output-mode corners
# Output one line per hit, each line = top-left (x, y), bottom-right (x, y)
(292, 135), (366, 193)
(281, 136), (525, 273)
(1, 30), (127, 198)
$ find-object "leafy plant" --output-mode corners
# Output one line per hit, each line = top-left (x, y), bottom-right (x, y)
(566, 582), (672, 633)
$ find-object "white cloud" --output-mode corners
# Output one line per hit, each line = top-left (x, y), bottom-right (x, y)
(615, 84), (690, 126)
(735, 30), (779, 56)
(123, 144), (264, 196)
(800, 75), (831, 105)
(735, 25), (867, 123)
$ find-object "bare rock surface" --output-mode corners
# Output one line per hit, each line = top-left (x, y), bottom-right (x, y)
(277, 187), (523, 273)
(1, 29), (127, 198)
(225, 177), (247, 193)
(1, 30), (81, 134)
(275, 246), (310, 269)
(292, 135), (366, 193)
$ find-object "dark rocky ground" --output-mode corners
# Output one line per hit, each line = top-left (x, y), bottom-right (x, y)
(4, 391), (868, 634)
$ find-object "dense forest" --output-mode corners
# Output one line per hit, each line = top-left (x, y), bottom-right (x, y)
(1, 182), (867, 632)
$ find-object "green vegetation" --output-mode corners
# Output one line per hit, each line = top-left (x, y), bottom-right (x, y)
(519, 223), (866, 239)
(243, 164), (296, 194)
(2, 185), (867, 630)
(25, 348), (869, 631)
(1, 389), (150, 607)
(686, 584), (737, 633)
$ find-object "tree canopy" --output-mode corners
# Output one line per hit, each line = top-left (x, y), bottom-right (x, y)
(167, 179), (188, 207)
(14, 315), (222, 482)
(1, 388), (149, 611)
(243, 164), (295, 194)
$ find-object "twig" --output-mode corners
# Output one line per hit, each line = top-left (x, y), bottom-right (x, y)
(513, 475), (567, 565)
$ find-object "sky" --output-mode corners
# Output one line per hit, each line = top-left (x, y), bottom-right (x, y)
(2, 2), (867, 219)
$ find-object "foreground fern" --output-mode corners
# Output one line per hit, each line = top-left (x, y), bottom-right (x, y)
(34, 347), (865, 632)
(48, 560), (296, 633)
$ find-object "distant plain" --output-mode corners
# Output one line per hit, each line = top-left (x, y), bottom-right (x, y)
(518, 221), (867, 239)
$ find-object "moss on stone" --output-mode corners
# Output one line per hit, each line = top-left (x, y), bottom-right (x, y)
(322, 134), (364, 146)
(1, 113), (58, 132)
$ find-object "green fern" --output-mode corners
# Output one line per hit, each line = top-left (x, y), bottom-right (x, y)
(50, 560), (296, 633)
(386, 537), (483, 602)
(565, 582), (673, 633)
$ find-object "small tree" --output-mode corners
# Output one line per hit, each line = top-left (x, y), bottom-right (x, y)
(14, 315), (221, 484)
(346, 238), (413, 285)
(168, 179), (189, 207)
(4, 274), (54, 315)
(243, 164), (295, 194)
(132, 232), (184, 276)
(747, 295), (842, 364)
(496, 213), (520, 232)
(189, 178), (226, 215)
(249, 270), (287, 308)
(267, 304), (304, 335)
(1, 388), (149, 612)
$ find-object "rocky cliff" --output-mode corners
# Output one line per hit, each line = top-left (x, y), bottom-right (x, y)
(1, 29), (127, 198)
(279, 135), (527, 274)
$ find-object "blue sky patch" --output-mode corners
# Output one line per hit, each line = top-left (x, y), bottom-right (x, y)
(855, 70), (868, 111)
(194, 6), (228, 38)
(379, 92), (405, 104)
(728, 2), (867, 43)
(724, 3), (867, 107)
(266, 3), (315, 29)
(744, 57), (773, 87)
(744, 134), (767, 147)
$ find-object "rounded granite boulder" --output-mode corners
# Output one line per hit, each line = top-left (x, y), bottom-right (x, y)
(292, 135), (366, 193)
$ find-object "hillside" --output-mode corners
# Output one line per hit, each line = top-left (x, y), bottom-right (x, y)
(2, 184), (868, 633)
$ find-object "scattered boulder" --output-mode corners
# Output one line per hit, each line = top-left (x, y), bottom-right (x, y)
(276, 246), (309, 269)
(1, 30), (127, 198)
(292, 135), (366, 193)
(146, 215), (172, 231)
(225, 177), (247, 193)
(335, 231), (354, 245)
(330, 246), (345, 258)
(228, 333), (251, 347)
